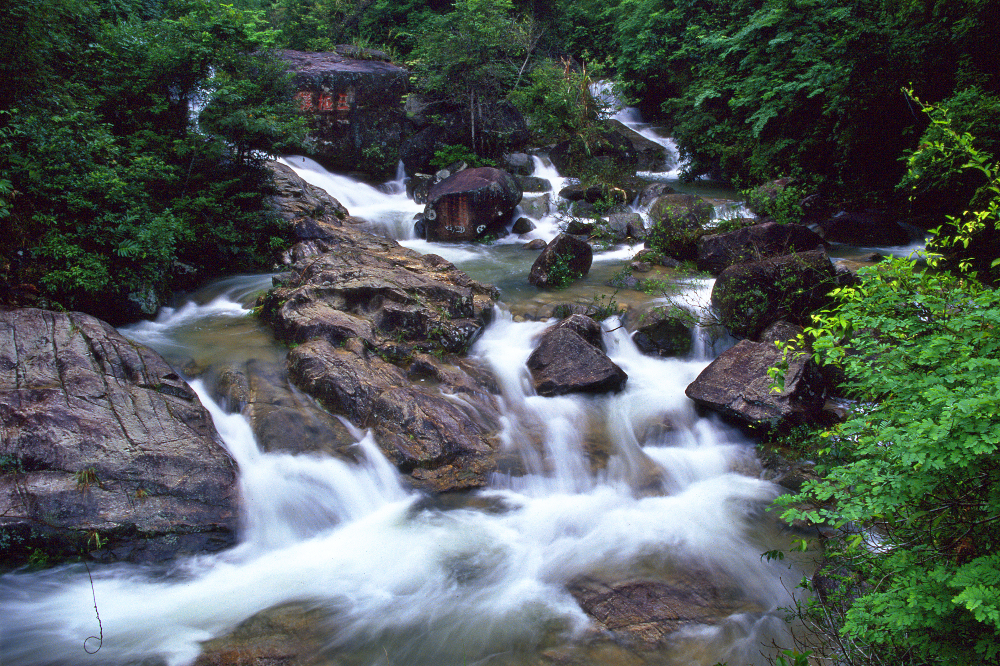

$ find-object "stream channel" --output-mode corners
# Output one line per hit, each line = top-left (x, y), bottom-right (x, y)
(1, 122), (919, 666)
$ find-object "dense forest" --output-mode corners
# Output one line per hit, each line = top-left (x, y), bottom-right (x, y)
(2, 1), (999, 664)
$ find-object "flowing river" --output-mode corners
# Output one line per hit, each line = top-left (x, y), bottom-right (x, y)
(1, 154), (817, 666)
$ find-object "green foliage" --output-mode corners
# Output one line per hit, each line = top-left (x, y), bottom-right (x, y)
(902, 91), (1000, 283)
(0, 0), (301, 318)
(508, 59), (608, 147)
(409, 0), (529, 109)
(429, 144), (495, 171)
(546, 252), (583, 289)
(612, 0), (1000, 198)
(776, 258), (1000, 665)
(644, 219), (704, 261)
(744, 180), (806, 225)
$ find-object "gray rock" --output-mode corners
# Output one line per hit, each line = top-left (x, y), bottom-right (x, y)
(515, 175), (551, 193)
(569, 573), (744, 649)
(696, 221), (826, 275)
(526, 327), (627, 396)
(528, 234), (594, 288)
(503, 152), (534, 175)
(512, 217), (536, 235)
(638, 182), (677, 208)
(0, 309), (238, 566)
(648, 194), (713, 229)
(520, 193), (551, 218)
(628, 307), (693, 357)
(256, 217), (505, 492)
(685, 338), (828, 429)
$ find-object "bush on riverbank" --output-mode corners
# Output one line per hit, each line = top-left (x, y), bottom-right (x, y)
(0, 0), (304, 322)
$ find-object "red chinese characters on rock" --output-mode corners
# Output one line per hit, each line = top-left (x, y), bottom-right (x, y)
(294, 91), (314, 112)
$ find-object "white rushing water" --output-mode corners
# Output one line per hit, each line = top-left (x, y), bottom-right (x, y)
(0, 155), (804, 666)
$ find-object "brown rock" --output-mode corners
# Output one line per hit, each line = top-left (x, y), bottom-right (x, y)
(527, 328), (627, 397)
(424, 167), (522, 242)
(529, 234), (594, 288)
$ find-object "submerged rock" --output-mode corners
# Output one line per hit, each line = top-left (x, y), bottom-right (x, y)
(569, 573), (749, 650)
(0, 308), (238, 567)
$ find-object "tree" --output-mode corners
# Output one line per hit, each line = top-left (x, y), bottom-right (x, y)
(777, 257), (1000, 665)
(409, 0), (533, 155)
(0, 0), (304, 320)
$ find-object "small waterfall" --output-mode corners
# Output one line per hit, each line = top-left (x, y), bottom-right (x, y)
(279, 155), (423, 240)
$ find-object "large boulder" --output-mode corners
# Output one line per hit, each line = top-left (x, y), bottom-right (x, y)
(423, 167), (523, 241)
(288, 339), (501, 486)
(280, 50), (410, 178)
(712, 250), (837, 340)
(815, 210), (912, 246)
(256, 215), (505, 491)
(0, 308), (238, 567)
(696, 221), (826, 275)
(648, 194), (714, 229)
(606, 119), (669, 172)
(685, 338), (828, 430)
(528, 234), (594, 288)
(526, 326), (627, 396)
(400, 102), (530, 176)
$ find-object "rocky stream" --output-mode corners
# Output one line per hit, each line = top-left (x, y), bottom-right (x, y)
(1, 83), (926, 665)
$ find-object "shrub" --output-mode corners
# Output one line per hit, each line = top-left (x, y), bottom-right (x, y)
(776, 258), (1000, 665)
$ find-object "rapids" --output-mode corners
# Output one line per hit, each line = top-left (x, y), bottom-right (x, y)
(0, 154), (812, 666)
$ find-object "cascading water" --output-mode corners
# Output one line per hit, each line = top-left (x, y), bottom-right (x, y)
(0, 158), (808, 666)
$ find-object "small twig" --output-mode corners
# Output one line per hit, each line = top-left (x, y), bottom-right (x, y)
(83, 560), (103, 654)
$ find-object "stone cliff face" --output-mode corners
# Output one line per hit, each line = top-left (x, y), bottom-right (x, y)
(279, 49), (410, 177)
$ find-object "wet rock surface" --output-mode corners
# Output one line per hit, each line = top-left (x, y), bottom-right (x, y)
(569, 573), (748, 650)
(213, 360), (359, 459)
(648, 194), (714, 230)
(685, 338), (828, 429)
(696, 221), (827, 275)
(258, 189), (504, 490)
(0, 308), (238, 567)
(424, 167), (523, 241)
(527, 326), (627, 397)
(626, 306), (693, 358)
